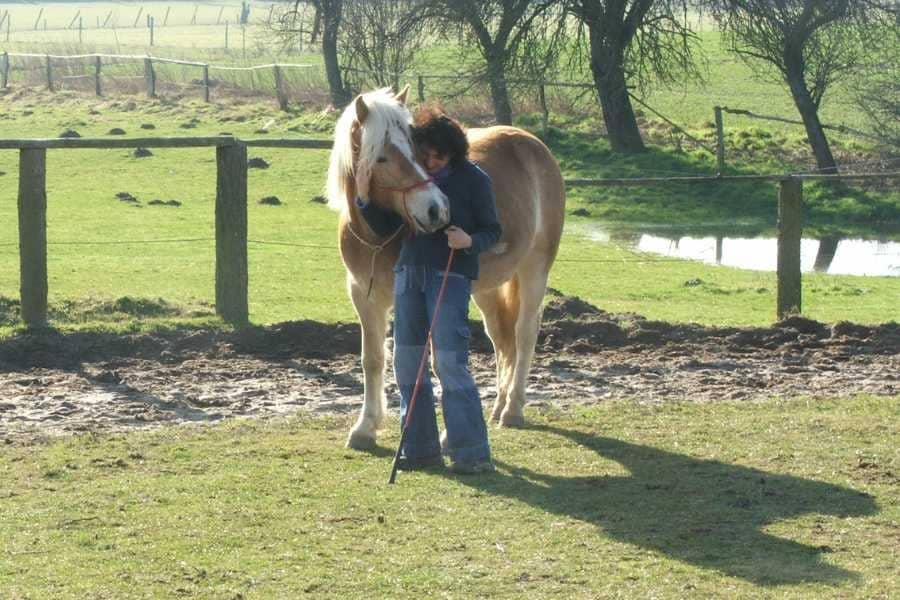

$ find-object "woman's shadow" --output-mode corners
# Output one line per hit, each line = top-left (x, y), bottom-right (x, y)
(442, 423), (877, 586)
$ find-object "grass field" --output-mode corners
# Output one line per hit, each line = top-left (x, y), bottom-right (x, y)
(1, 7), (897, 333)
(2, 396), (898, 598)
(0, 90), (898, 334)
(0, 3), (884, 137)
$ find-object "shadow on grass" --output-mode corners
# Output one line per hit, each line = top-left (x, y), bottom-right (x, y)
(447, 423), (877, 586)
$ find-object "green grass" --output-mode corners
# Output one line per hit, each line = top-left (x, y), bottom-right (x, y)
(1, 91), (898, 335)
(2, 396), (898, 598)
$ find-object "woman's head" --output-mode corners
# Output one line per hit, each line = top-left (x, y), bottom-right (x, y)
(413, 105), (468, 174)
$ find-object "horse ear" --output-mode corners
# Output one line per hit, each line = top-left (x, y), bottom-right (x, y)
(396, 84), (410, 105)
(355, 95), (369, 124)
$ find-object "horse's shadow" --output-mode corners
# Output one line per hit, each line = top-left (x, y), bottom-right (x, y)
(442, 423), (878, 586)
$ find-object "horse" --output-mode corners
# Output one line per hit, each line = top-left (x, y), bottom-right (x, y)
(326, 87), (566, 450)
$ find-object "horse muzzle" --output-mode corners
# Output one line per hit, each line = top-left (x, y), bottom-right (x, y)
(410, 190), (450, 233)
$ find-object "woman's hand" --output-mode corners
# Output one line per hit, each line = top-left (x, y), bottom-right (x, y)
(445, 226), (472, 249)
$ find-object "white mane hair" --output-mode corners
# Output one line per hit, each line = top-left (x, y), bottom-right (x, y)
(326, 88), (417, 211)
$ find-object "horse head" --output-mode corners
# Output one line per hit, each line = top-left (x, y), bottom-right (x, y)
(327, 87), (449, 234)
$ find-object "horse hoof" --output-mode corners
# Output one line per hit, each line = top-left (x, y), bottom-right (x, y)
(498, 414), (525, 428)
(346, 431), (376, 451)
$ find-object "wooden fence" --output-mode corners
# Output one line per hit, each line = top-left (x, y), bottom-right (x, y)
(567, 172), (900, 320)
(1, 136), (331, 327)
(0, 51), (312, 108)
(2, 135), (898, 328)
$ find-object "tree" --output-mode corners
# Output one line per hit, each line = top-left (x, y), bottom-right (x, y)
(269, 1), (351, 108)
(425, 0), (563, 125)
(340, 0), (430, 91)
(852, 25), (900, 147)
(704, 0), (894, 174)
(567, 0), (701, 153)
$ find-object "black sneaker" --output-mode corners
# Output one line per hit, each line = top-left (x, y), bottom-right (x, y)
(448, 459), (496, 474)
(396, 454), (444, 471)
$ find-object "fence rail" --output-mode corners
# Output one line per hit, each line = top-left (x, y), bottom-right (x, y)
(3, 135), (335, 327)
(0, 51), (313, 106)
(4, 136), (898, 328)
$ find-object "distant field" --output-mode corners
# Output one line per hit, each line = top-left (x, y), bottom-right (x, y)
(0, 3), (877, 138)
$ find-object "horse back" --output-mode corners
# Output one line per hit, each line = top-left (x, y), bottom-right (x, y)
(468, 126), (566, 290)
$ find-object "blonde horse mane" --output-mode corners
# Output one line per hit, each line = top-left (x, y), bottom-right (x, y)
(326, 88), (416, 211)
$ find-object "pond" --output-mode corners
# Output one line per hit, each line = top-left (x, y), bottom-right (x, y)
(585, 224), (900, 277)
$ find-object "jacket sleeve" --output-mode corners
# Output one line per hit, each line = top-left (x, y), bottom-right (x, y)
(465, 173), (502, 255)
(358, 199), (404, 237)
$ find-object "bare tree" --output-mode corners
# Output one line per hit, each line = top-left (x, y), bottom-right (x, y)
(852, 25), (900, 148)
(567, 0), (702, 153)
(424, 0), (563, 125)
(704, 0), (895, 173)
(268, 0), (351, 108)
(340, 0), (430, 91)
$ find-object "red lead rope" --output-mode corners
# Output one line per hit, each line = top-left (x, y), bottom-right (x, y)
(388, 248), (456, 484)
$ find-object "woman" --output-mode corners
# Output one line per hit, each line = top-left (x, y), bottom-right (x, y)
(356, 107), (502, 474)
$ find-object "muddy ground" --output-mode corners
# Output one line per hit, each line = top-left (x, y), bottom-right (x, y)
(1, 294), (897, 439)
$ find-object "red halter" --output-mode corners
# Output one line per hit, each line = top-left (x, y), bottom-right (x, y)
(376, 176), (434, 195)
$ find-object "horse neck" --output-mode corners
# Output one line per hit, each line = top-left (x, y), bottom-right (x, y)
(344, 176), (398, 246)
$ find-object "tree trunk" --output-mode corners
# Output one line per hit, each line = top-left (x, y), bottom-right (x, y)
(588, 28), (645, 153)
(322, 0), (350, 108)
(786, 70), (837, 174)
(485, 51), (513, 125)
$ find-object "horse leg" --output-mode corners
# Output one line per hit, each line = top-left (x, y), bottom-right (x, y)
(473, 284), (519, 424)
(499, 264), (549, 428)
(347, 277), (391, 450)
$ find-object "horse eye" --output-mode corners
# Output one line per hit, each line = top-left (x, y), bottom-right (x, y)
(376, 156), (388, 163)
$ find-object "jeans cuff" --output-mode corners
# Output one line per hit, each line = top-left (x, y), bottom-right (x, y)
(447, 442), (491, 464)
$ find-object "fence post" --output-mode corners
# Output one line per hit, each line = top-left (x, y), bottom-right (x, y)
(144, 57), (156, 97)
(1, 51), (8, 89)
(417, 74), (425, 102)
(45, 54), (53, 91)
(134, 7), (143, 28)
(273, 65), (288, 111)
(714, 106), (725, 175)
(149, 15), (154, 46)
(94, 55), (102, 96)
(215, 142), (249, 325)
(203, 64), (210, 102)
(34, 8), (43, 30)
(164, 7), (171, 27)
(79, 17), (83, 44)
(776, 178), (803, 320)
(538, 81), (549, 136)
(18, 148), (49, 328)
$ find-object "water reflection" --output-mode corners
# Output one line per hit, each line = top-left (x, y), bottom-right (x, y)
(587, 226), (900, 277)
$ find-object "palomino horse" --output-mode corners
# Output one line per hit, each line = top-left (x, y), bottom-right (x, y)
(326, 88), (565, 450)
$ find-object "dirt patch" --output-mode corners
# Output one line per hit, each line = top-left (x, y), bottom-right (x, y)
(1, 296), (897, 439)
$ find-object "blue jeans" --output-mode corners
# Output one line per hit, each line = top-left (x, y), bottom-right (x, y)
(393, 265), (491, 464)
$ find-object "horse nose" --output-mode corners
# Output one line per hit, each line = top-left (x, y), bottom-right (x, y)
(428, 203), (441, 224)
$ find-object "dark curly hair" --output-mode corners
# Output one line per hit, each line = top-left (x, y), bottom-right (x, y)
(412, 104), (469, 167)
